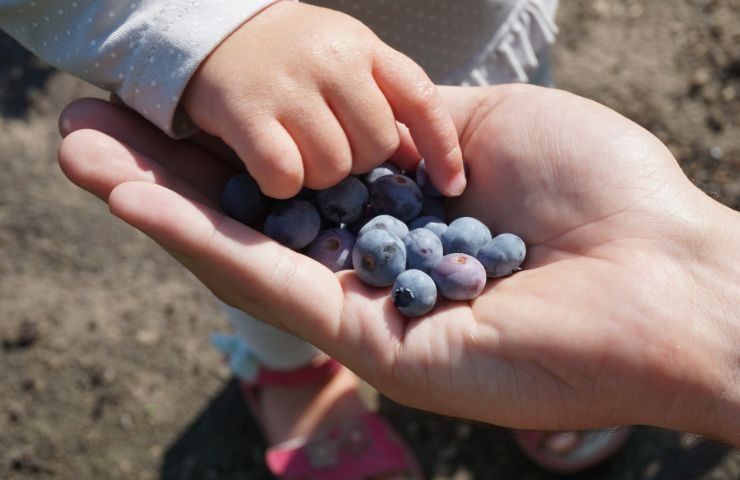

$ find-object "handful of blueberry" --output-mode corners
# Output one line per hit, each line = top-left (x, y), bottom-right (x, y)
(221, 161), (526, 317)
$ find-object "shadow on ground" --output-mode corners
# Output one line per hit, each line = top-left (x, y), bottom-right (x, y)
(160, 379), (735, 479)
(0, 32), (54, 118)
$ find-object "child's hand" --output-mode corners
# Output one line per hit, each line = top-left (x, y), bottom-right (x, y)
(181, 1), (465, 199)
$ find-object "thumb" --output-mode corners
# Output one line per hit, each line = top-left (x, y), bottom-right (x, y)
(107, 181), (344, 341)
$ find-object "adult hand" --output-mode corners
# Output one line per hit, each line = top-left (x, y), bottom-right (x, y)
(57, 85), (740, 446)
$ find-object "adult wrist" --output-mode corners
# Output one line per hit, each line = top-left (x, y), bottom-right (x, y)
(683, 195), (740, 446)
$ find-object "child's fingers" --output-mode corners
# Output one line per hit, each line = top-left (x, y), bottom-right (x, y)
(58, 98), (236, 200)
(58, 129), (221, 210)
(225, 119), (305, 199)
(373, 45), (466, 196)
(327, 79), (400, 175)
(107, 181), (345, 345)
(281, 101), (352, 189)
(388, 121), (423, 172)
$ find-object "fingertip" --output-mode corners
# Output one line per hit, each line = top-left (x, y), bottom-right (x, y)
(58, 98), (104, 137)
(427, 143), (467, 197)
(447, 169), (467, 197)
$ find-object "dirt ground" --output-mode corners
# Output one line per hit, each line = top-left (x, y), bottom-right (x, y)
(1, 1), (739, 479)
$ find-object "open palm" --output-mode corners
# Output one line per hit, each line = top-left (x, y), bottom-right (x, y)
(58, 85), (717, 436)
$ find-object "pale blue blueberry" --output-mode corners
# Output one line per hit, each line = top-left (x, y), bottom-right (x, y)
(477, 233), (527, 278)
(431, 253), (487, 300)
(365, 161), (402, 185)
(352, 228), (406, 287)
(441, 217), (492, 256)
(404, 228), (443, 273)
(392, 269), (437, 317)
(408, 215), (448, 240)
(359, 214), (409, 240)
(307, 228), (356, 272)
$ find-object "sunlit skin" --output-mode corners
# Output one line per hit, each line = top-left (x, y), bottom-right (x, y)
(182, 1), (465, 199)
(57, 85), (740, 447)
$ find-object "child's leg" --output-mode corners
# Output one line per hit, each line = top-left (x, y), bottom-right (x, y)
(221, 302), (320, 371)
(214, 304), (417, 479)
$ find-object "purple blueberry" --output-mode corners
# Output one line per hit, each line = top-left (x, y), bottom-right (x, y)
(316, 176), (369, 223)
(365, 161), (402, 185)
(221, 174), (269, 227)
(352, 228), (406, 287)
(477, 233), (527, 278)
(358, 215), (409, 240)
(415, 159), (442, 197)
(264, 200), (321, 250)
(392, 270), (437, 317)
(441, 217), (492, 256)
(420, 194), (447, 221)
(408, 216), (448, 240)
(404, 228), (443, 274)
(431, 253), (487, 300)
(307, 228), (356, 272)
(369, 174), (423, 222)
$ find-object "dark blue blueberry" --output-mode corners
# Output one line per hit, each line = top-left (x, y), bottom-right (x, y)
(307, 228), (356, 272)
(477, 233), (527, 278)
(358, 214), (409, 240)
(415, 159), (442, 197)
(316, 176), (369, 223)
(404, 228), (443, 274)
(392, 269), (438, 317)
(431, 253), (487, 300)
(408, 216), (448, 240)
(420, 194), (447, 221)
(352, 228), (406, 287)
(365, 161), (402, 185)
(294, 187), (317, 201)
(441, 217), (492, 256)
(369, 174), (423, 222)
(221, 174), (269, 227)
(263, 200), (321, 250)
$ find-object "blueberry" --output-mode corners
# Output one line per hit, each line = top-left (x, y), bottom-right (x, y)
(408, 216), (448, 240)
(431, 253), (487, 300)
(294, 187), (317, 201)
(221, 174), (269, 227)
(307, 228), (356, 272)
(415, 159), (442, 197)
(352, 228), (406, 287)
(441, 217), (492, 256)
(404, 228), (443, 274)
(420, 194), (447, 221)
(392, 270), (437, 317)
(358, 214), (409, 240)
(369, 174), (423, 222)
(365, 161), (402, 185)
(477, 233), (527, 278)
(316, 176), (369, 223)
(264, 200), (321, 250)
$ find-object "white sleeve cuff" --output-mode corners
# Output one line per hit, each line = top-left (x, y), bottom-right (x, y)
(120, 0), (284, 138)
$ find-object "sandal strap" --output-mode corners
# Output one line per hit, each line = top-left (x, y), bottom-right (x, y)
(266, 412), (421, 480)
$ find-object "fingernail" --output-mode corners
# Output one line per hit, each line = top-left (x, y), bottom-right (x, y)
(447, 171), (467, 196)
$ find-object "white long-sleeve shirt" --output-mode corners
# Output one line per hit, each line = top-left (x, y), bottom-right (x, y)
(0, 0), (557, 138)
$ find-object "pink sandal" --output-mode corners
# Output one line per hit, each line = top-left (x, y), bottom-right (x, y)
(512, 427), (631, 473)
(213, 334), (424, 479)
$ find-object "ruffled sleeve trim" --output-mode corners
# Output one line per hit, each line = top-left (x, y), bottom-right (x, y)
(450, 0), (559, 86)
